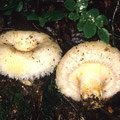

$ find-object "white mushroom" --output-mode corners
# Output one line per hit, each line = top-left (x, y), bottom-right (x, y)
(0, 31), (62, 85)
(56, 41), (120, 108)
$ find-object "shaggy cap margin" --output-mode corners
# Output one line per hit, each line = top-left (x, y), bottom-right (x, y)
(56, 41), (120, 104)
(0, 31), (62, 81)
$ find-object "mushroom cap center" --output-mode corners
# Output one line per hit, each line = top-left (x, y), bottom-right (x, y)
(14, 35), (38, 52)
(69, 62), (111, 100)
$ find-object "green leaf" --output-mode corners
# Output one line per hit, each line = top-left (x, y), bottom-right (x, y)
(3, 9), (13, 15)
(79, 11), (87, 22)
(49, 11), (67, 21)
(15, 1), (23, 12)
(75, 0), (88, 13)
(24, 0), (32, 1)
(83, 21), (97, 38)
(68, 12), (80, 20)
(97, 28), (110, 44)
(0, 3), (9, 10)
(38, 17), (47, 27)
(86, 8), (99, 22)
(23, 12), (39, 21)
(0, 0), (17, 10)
(0, 103), (6, 120)
(41, 11), (67, 21)
(95, 15), (108, 28)
(64, 0), (75, 11)
(77, 20), (85, 32)
(14, 93), (23, 102)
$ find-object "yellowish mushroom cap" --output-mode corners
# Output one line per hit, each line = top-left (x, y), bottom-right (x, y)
(0, 31), (62, 84)
(56, 41), (120, 108)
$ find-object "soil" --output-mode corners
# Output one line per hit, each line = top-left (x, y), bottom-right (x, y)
(0, 0), (120, 120)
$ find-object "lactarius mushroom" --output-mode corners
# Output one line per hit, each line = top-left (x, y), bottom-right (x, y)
(0, 31), (62, 85)
(56, 41), (120, 109)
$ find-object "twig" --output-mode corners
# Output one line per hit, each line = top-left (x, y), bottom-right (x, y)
(32, 23), (40, 30)
(62, 96), (79, 113)
(0, 27), (15, 31)
(111, 0), (120, 46)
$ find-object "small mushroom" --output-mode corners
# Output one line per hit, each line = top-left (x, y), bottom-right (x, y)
(56, 41), (120, 109)
(0, 31), (62, 85)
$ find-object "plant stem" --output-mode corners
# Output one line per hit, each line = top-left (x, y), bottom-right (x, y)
(111, 0), (120, 46)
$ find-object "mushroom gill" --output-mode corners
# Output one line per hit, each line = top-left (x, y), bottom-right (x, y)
(56, 41), (120, 109)
(0, 31), (62, 85)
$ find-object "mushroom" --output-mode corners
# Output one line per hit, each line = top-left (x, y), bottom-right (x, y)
(56, 41), (120, 109)
(0, 31), (62, 85)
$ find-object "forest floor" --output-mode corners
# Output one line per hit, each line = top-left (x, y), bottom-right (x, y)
(0, 0), (120, 120)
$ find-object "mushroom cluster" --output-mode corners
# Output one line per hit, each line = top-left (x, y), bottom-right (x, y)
(56, 41), (120, 108)
(0, 31), (62, 85)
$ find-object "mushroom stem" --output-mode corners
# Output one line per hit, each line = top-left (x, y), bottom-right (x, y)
(69, 62), (111, 101)
(20, 79), (34, 86)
